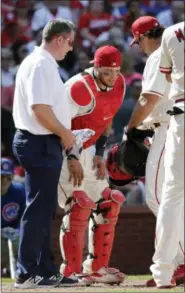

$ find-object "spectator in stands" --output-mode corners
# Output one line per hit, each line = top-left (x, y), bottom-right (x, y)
(14, 0), (32, 38)
(1, 48), (15, 158)
(157, 0), (184, 27)
(78, 0), (113, 49)
(71, 49), (91, 75)
(11, 39), (30, 76)
(70, 0), (89, 26)
(26, 27), (43, 54)
(1, 48), (14, 87)
(95, 19), (128, 52)
(2, 14), (30, 47)
(1, 158), (26, 276)
(31, 0), (73, 32)
(13, 166), (25, 183)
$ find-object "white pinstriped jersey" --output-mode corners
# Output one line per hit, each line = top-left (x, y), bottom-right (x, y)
(159, 21), (184, 109)
(141, 47), (173, 127)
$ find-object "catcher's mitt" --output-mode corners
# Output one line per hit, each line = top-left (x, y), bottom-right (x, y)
(116, 127), (154, 177)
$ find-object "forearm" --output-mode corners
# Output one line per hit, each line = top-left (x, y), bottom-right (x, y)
(127, 94), (159, 130)
(32, 104), (68, 137)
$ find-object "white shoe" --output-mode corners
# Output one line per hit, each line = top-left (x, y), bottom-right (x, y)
(87, 267), (127, 285)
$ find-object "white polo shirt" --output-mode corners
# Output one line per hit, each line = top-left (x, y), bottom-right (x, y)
(13, 46), (71, 135)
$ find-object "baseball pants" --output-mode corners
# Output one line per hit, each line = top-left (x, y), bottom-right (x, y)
(145, 124), (184, 269)
(58, 146), (108, 207)
(13, 130), (63, 277)
(150, 114), (184, 286)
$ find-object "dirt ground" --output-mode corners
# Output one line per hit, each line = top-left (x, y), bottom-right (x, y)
(1, 279), (184, 293)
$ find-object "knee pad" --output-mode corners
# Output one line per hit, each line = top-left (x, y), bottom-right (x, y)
(83, 187), (125, 273)
(60, 190), (96, 276)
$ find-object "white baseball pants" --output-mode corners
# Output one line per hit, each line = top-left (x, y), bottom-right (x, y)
(150, 114), (184, 286)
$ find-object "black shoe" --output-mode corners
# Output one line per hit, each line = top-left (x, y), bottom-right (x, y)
(14, 274), (60, 289)
(53, 274), (80, 287)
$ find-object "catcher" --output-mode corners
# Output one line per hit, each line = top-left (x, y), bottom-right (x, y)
(58, 46), (127, 285)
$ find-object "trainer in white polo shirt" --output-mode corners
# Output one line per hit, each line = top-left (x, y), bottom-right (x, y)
(13, 46), (71, 135)
(12, 19), (81, 289)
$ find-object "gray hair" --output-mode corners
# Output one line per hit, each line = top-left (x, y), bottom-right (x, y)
(42, 18), (75, 42)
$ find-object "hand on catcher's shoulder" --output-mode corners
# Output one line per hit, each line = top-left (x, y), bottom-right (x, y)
(67, 157), (84, 187)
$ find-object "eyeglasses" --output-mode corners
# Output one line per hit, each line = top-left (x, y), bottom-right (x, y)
(135, 35), (144, 45)
(53, 35), (74, 48)
(62, 36), (74, 48)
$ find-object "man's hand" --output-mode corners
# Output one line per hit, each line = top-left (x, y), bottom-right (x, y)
(60, 128), (76, 151)
(93, 155), (106, 180)
(67, 158), (84, 187)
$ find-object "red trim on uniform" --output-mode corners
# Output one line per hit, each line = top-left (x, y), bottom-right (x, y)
(159, 66), (172, 74)
(148, 90), (164, 96)
(179, 241), (185, 255)
(175, 98), (185, 103)
(155, 143), (165, 205)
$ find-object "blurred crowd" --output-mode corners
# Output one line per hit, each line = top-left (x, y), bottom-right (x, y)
(1, 0), (184, 205)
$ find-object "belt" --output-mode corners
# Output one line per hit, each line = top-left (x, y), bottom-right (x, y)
(175, 98), (185, 103)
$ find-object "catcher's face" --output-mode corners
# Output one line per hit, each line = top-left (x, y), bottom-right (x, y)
(97, 67), (121, 88)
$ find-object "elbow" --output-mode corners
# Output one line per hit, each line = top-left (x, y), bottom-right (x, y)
(32, 104), (46, 120)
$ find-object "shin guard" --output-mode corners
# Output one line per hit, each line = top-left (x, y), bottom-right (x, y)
(83, 187), (125, 273)
(60, 191), (96, 276)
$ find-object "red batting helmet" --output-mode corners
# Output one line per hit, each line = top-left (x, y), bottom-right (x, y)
(106, 144), (134, 186)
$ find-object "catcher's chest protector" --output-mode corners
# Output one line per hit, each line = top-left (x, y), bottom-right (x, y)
(71, 74), (125, 149)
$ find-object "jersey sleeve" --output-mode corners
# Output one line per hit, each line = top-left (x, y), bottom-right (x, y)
(142, 54), (167, 98)
(159, 29), (172, 74)
(66, 79), (93, 119)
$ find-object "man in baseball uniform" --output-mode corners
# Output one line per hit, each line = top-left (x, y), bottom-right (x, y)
(58, 45), (127, 285)
(149, 21), (184, 289)
(125, 17), (184, 288)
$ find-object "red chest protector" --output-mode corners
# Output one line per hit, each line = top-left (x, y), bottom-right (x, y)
(71, 73), (125, 149)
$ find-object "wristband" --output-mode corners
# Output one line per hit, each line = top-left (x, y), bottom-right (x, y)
(67, 154), (78, 160)
(95, 135), (107, 157)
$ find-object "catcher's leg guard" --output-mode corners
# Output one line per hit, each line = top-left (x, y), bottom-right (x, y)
(60, 190), (96, 277)
(83, 187), (126, 274)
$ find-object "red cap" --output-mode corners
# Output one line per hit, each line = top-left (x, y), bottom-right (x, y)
(130, 16), (160, 46)
(90, 45), (122, 67)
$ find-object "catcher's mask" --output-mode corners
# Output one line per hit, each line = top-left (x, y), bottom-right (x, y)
(116, 138), (149, 177)
(106, 144), (134, 186)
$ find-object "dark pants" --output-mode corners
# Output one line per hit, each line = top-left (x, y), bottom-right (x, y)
(12, 130), (63, 277)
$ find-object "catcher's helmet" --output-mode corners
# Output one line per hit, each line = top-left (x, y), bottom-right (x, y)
(106, 144), (134, 186)
(116, 138), (149, 177)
